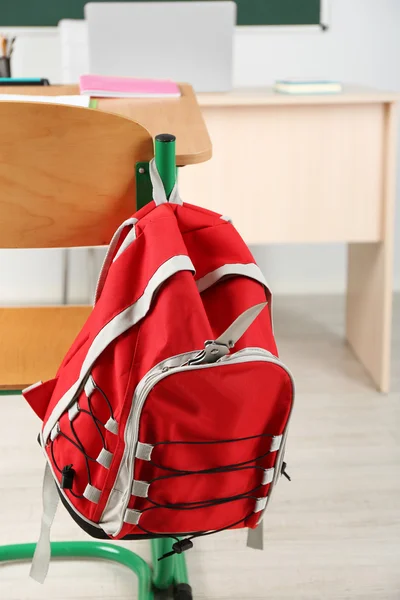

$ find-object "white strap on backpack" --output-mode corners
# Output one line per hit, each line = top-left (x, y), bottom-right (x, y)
(94, 159), (182, 305)
(215, 303), (267, 348)
(94, 217), (138, 305)
(29, 462), (60, 583)
(149, 158), (183, 206)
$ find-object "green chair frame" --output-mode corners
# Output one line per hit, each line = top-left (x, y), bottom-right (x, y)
(0, 134), (192, 600)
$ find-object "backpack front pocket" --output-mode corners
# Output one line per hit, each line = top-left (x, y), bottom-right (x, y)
(101, 349), (294, 537)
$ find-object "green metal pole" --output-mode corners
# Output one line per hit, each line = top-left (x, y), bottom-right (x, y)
(0, 542), (154, 600)
(174, 550), (190, 586)
(151, 538), (176, 590)
(154, 133), (176, 199)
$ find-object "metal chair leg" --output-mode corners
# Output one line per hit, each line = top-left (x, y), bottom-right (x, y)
(151, 538), (193, 599)
(174, 550), (193, 600)
(151, 538), (176, 590)
(0, 542), (154, 600)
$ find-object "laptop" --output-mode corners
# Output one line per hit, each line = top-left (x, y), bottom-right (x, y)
(85, 1), (236, 92)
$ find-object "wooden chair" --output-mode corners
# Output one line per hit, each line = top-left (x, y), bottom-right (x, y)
(0, 101), (192, 599)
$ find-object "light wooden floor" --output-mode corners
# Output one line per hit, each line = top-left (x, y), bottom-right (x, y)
(1, 295), (399, 599)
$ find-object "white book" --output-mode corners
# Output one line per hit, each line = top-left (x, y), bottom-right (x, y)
(274, 79), (342, 95)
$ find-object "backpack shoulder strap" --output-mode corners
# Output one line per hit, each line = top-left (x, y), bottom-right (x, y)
(94, 217), (138, 305)
(150, 158), (182, 207)
(94, 159), (183, 305)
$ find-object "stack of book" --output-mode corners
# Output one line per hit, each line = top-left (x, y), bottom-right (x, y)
(274, 78), (342, 95)
(80, 74), (181, 98)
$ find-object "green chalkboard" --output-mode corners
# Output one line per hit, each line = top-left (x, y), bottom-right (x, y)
(2, 1), (322, 27)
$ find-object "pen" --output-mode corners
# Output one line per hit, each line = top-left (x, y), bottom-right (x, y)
(9, 37), (16, 57)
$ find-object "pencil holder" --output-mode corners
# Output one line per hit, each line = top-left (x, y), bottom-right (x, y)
(0, 57), (11, 78)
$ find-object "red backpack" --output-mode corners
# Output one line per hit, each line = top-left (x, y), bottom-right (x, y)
(23, 160), (294, 582)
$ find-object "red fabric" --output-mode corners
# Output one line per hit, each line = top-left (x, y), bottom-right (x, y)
(125, 362), (292, 536)
(23, 378), (57, 421)
(23, 200), (293, 539)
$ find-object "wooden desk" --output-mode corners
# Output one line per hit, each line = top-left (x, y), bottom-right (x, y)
(179, 86), (399, 392)
(0, 83), (211, 166)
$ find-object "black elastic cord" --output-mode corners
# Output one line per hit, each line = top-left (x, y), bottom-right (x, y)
(130, 432), (273, 557)
(147, 431), (274, 476)
(133, 499), (257, 555)
(50, 440), (63, 474)
(67, 422), (93, 487)
(135, 522), (181, 542)
(148, 463), (264, 484)
(153, 432), (273, 447)
(79, 407), (107, 437)
(187, 511), (254, 542)
(48, 378), (113, 499)
(146, 482), (263, 511)
(157, 510), (256, 561)
(141, 491), (260, 515)
(62, 425), (97, 462)
(92, 380), (115, 420)
(148, 446), (272, 476)
(85, 398), (107, 449)
(132, 434), (271, 542)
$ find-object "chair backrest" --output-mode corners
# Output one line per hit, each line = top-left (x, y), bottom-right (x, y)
(0, 101), (153, 389)
(0, 101), (154, 248)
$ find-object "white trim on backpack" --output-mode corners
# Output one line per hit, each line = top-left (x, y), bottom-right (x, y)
(123, 509), (142, 525)
(96, 448), (113, 469)
(29, 462), (60, 583)
(196, 263), (269, 294)
(84, 374), (96, 398)
(149, 158), (183, 207)
(131, 480), (150, 498)
(196, 262), (274, 334)
(270, 436), (282, 452)
(113, 226), (138, 263)
(23, 380), (43, 394)
(94, 161), (182, 306)
(68, 402), (80, 422)
(262, 468), (275, 485)
(254, 497), (268, 513)
(135, 442), (154, 461)
(215, 303), (267, 349)
(105, 417), (119, 434)
(42, 254), (195, 444)
(83, 484), (102, 504)
(94, 217), (138, 305)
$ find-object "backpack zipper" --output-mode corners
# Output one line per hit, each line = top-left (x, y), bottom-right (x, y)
(102, 347), (294, 536)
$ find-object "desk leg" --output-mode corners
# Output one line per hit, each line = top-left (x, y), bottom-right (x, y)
(346, 242), (393, 392)
(346, 103), (397, 393)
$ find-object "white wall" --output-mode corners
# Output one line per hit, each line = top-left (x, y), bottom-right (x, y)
(1, 0), (399, 303)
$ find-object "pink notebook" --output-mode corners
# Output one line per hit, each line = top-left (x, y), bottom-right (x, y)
(80, 74), (181, 98)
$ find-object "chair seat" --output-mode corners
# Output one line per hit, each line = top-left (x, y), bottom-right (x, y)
(0, 306), (91, 390)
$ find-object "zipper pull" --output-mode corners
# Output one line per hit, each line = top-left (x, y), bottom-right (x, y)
(281, 461), (291, 482)
(187, 340), (230, 366)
